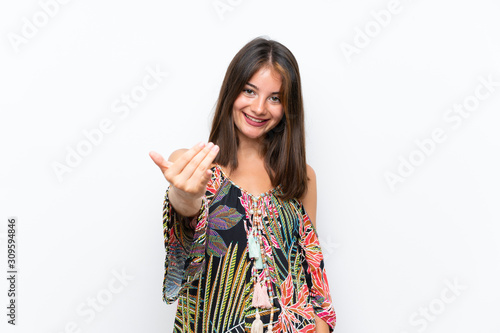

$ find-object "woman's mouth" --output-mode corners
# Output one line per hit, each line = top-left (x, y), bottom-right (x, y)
(243, 112), (269, 127)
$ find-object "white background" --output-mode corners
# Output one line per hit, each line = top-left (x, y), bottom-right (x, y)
(1, 0), (499, 332)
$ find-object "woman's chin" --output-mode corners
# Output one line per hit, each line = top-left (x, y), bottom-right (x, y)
(237, 129), (267, 142)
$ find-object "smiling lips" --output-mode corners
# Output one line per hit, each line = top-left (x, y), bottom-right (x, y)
(243, 112), (269, 127)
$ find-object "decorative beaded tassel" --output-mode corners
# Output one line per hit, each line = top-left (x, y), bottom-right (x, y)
(248, 231), (260, 258)
(252, 276), (272, 308)
(251, 310), (264, 333)
(248, 194), (274, 332)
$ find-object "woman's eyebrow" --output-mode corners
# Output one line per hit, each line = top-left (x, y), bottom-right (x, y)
(246, 82), (280, 95)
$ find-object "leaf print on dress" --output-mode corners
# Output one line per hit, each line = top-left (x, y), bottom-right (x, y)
(238, 191), (253, 220)
(274, 273), (315, 333)
(207, 204), (243, 257)
(163, 165), (337, 332)
(211, 178), (232, 205)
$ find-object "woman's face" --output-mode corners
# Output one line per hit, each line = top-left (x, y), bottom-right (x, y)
(232, 66), (284, 142)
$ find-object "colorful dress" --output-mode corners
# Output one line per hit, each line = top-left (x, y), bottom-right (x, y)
(162, 164), (336, 332)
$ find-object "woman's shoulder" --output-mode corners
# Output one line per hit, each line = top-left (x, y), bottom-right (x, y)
(168, 148), (188, 162)
(306, 163), (316, 181)
(299, 163), (317, 226)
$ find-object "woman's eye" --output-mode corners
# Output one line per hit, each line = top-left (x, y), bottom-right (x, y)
(243, 89), (255, 95)
(269, 96), (281, 103)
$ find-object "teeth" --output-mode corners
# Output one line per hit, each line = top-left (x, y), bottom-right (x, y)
(245, 113), (266, 123)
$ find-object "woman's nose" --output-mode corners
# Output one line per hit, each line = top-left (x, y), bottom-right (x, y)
(251, 97), (266, 115)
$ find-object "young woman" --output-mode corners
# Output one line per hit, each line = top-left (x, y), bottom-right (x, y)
(150, 37), (336, 332)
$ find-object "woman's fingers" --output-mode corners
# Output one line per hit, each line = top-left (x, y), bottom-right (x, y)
(157, 142), (219, 196)
(174, 143), (219, 196)
(177, 142), (216, 184)
(191, 144), (219, 184)
(149, 151), (172, 173)
(152, 142), (219, 216)
(165, 142), (206, 176)
(184, 144), (219, 192)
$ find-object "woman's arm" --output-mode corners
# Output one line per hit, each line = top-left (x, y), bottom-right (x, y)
(151, 142), (220, 304)
(300, 164), (335, 332)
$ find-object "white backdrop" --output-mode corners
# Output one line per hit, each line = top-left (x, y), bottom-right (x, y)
(1, 0), (499, 332)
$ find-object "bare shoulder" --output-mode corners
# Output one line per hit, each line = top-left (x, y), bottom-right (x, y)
(301, 163), (318, 226)
(306, 164), (316, 182)
(168, 148), (188, 162)
(304, 163), (317, 197)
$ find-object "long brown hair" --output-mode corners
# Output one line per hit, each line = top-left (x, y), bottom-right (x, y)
(208, 36), (307, 200)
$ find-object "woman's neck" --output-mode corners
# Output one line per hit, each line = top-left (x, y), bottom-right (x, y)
(236, 134), (265, 163)
(223, 133), (273, 193)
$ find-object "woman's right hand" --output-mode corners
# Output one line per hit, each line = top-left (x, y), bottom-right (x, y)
(149, 142), (219, 217)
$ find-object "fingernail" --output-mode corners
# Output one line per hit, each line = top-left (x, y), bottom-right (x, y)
(198, 142), (205, 148)
(207, 142), (214, 149)
(211, 145), (219, 152)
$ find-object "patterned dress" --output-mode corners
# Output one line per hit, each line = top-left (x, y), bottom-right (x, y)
(162, 164), (336, 332)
